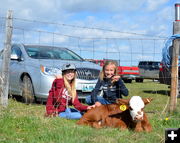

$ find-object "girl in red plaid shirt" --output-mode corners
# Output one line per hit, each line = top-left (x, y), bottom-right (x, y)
(46, 63), (94, 119)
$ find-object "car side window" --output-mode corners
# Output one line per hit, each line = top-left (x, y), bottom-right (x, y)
(11, 46), (22, 59)
(138, 62), (143, 68)
(59, 50), (75, 60)
(140, 62), (148, 69)
(152, 62), (160, 69)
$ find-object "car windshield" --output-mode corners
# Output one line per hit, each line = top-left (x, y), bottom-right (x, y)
(24, 46), (83, 61)
(139, 61), (160, 69)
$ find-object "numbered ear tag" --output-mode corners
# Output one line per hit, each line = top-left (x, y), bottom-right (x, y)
(119, 105), (127, 111)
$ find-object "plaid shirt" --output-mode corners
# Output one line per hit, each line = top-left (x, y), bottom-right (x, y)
(46, 78), (88, 115)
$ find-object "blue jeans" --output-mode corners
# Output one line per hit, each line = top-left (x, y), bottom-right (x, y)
(59, 108), (82, 120)
(85, 95), (111, 105)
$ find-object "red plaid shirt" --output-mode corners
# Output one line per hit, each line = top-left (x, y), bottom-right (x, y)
(46, 78), (88, 115)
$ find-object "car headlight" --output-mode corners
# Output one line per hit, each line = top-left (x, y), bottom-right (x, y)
(40, 65), (62, 76)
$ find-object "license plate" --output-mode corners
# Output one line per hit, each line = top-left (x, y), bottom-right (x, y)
(82, 84), (95, 92)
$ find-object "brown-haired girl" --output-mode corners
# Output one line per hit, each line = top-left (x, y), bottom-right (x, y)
(86, 60), (129, 107)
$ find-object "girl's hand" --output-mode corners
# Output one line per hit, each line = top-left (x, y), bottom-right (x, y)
(95, 102), (102, 107)
(87, 105), (95, 110)
(111, 75), (120, 82)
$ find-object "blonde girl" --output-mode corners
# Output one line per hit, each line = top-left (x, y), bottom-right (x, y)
(86, 60), (129, 107)
(46, 63), (94, 119)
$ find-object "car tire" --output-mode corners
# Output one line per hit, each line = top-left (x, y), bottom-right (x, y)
(123, 79), (132, 83)
(135, 78), (143, 82)
(128, 79), (132, 83)
(22, 75), (35, 104)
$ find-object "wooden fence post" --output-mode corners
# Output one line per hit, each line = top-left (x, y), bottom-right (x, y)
(169, 4), (180, 112)
(0, 10), (13, 107)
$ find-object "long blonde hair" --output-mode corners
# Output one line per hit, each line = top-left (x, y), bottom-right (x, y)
(99, 60), (118, 81)
(63, 73), (77, 103)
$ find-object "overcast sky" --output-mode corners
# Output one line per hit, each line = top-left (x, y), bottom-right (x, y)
(0, 0), (179, 65)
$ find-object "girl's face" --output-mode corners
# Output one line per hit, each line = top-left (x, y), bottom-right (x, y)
(64, 70), (75, 82)
(104, 64), (116, 78)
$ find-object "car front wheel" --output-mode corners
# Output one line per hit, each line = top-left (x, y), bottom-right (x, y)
(22, 75), (35, 104)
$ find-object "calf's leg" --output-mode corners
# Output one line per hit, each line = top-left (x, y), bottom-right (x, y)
(134, 122), (143, 132)
(104, 117), (127, 130)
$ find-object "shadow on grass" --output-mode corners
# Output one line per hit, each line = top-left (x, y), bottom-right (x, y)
(10, 95), (86, 105)
(143, 90), (170, 96)
(10, 95), (46, 105)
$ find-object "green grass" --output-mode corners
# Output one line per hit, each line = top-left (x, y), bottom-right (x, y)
(0, 80), (180, 143)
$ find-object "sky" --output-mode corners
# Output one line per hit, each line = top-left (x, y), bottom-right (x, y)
(0, 0), (180, 66)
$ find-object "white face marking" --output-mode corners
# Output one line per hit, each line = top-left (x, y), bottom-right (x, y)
(129, 96), (144, 121)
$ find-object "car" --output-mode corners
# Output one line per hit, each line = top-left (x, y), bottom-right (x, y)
(0, 44), (101, 103)
(136, 61), (160, 82)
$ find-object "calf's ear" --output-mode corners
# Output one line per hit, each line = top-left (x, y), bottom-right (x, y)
(116, 98), (129, 105)
(143, 98), (153, 105)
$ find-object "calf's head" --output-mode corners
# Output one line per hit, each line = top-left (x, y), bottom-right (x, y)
(116, 96), (152, 121)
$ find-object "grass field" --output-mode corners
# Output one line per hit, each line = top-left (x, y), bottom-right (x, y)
(0, 80), (180, 143)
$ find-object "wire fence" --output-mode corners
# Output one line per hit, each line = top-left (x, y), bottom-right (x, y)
(0, 14), (179, 117)
(6, 17), (167, 66)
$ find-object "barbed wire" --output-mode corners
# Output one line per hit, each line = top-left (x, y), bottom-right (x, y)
(10, 17), (168, 39)
(13, 26), (167, 40)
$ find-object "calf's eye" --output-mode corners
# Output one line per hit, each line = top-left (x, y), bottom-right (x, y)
(129, 107), (133, 110)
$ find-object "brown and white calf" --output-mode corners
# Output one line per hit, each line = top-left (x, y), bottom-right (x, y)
(105, 96), (153, 132)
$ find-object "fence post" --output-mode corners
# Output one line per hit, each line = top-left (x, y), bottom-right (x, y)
(0, 10), (13, 107)
(169, 4), (180, 112)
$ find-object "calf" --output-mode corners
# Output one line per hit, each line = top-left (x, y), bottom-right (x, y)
(77, 102), (128, 128)
(105, 96), (152, 132)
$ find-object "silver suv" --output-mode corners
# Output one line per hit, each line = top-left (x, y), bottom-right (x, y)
(0, 44), (101, 103)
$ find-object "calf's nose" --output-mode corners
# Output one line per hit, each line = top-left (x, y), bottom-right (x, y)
(134, 116), (143, 121)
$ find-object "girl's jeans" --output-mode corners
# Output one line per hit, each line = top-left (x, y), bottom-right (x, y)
(59, 108), (82, 120)
(85, 95), (111, 105)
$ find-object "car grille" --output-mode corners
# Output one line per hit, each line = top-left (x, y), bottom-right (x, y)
(76, 68), (100, 80)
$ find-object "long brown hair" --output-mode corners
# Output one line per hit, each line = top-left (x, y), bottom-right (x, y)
(63, 72), (77, 103)
(99, 60), (118, 81)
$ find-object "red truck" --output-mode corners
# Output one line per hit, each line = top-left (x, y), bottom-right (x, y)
(87, 59), (140, 83)
(118, 66), (140, 83)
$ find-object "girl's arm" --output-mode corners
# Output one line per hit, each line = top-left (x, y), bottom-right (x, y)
(46, 78), (65, 116)
(54, 79), (67, 113)
(46, 80), (57, 115)
(91, 79), (102, 104)
(118, 78), (129, 97)
(73, 95), (88, 111)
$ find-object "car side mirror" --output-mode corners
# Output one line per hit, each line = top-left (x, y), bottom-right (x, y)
(11, 54), (23, 61)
